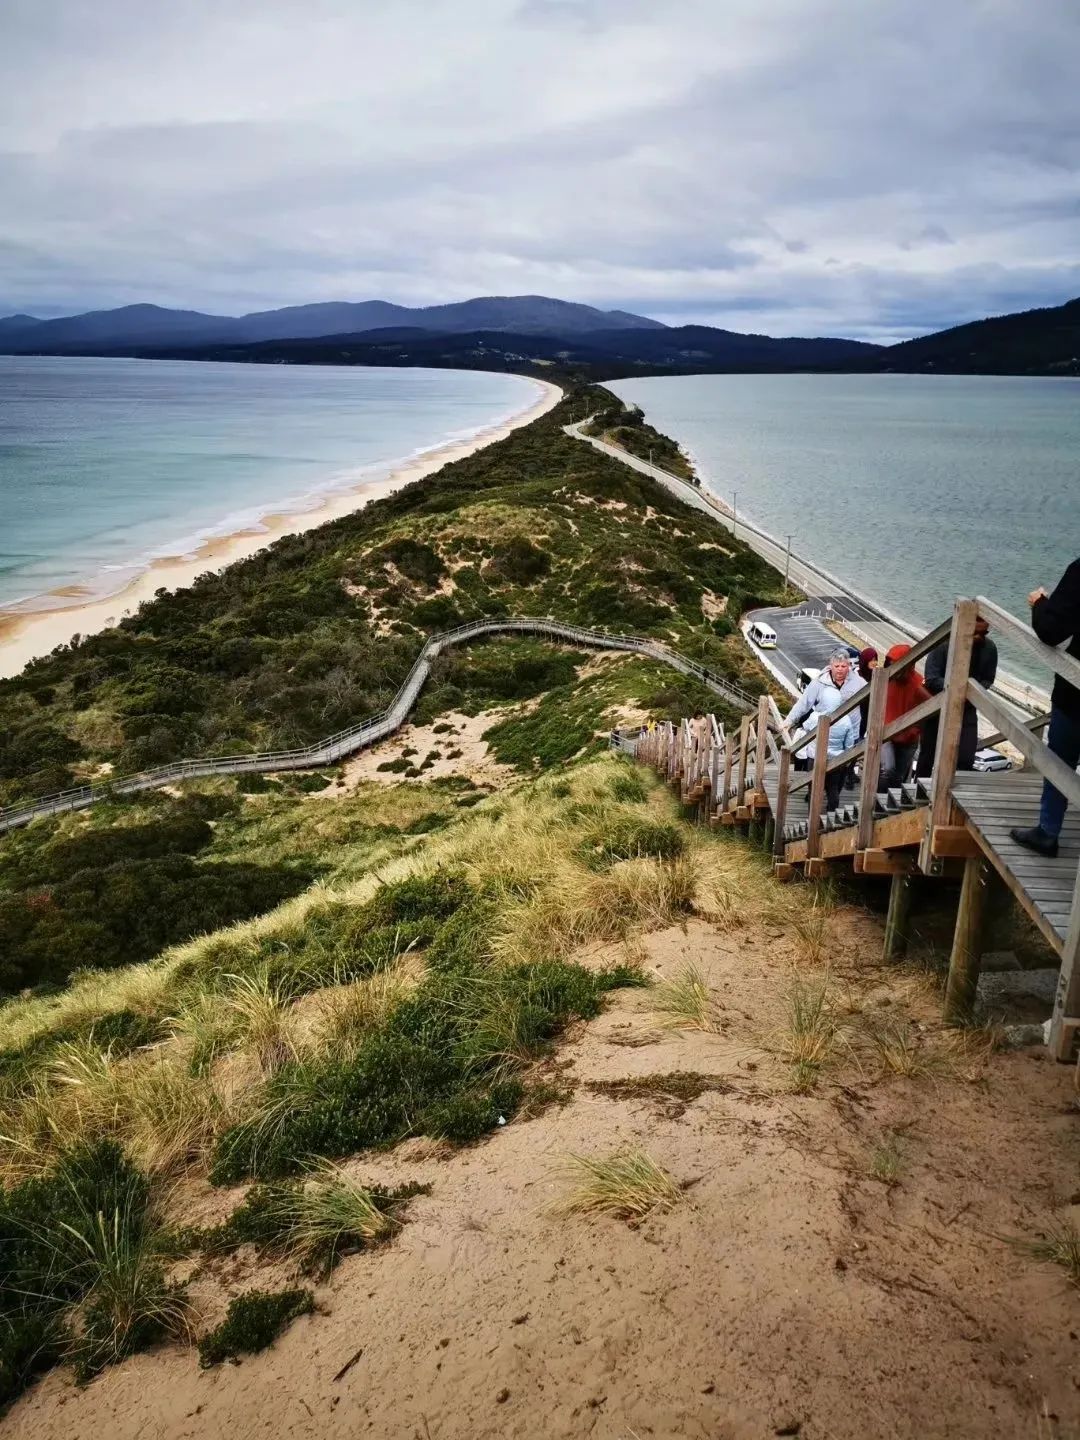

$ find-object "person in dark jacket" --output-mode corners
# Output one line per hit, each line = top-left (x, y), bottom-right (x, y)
(1010, 559), (1080, 858)
(856, 647), (879, 739)
(916, 618), (998, 777)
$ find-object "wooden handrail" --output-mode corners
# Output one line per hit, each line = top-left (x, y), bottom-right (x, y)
(966, 680), (1080, 811)
(922, 598), (979, 870)
(977, 596), (1080, 696)
(857, 667), (889, 848)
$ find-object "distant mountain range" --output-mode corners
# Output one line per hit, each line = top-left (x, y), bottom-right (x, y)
(0, 295), (665, 352)
(1, 292), (1077, 377)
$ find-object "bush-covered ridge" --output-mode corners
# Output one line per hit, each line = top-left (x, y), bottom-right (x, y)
(0, 386), (782, 805)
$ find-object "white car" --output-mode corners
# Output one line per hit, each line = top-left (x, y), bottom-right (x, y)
(973, 747), (1012, 773)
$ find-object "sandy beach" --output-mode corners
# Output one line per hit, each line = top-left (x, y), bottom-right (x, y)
(0, 377), (562, 680)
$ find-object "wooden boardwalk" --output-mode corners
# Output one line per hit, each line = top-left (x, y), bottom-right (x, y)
(631, 594), (1080, 1063)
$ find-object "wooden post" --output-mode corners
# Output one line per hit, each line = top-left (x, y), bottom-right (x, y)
(943, 856), (990, 1024)
(773, 746), (792, 858)
(719, 729), (735, 819)
(883, 873), (913, 961)
(762, 816), (776, 854)
(735, 715), (751, 808)
(921, 598), (978, 874)
(805, 715), (831, 862)
(754, 694), (770, 793)
(1049, 863), (1080, 1061)
(856, 667), (888, 850)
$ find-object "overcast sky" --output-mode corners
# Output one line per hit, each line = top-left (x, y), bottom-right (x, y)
(2, 0), (1078, 341)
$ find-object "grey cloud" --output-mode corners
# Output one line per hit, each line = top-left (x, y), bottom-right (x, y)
(1, 0), (1078, 337)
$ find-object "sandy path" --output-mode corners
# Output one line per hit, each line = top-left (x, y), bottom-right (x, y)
(0, 378), (562, 679)
(10, 916), (1080, 1440)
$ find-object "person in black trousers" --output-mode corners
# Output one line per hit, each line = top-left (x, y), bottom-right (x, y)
(916, 617), (999, 777)
(1011, 558), (1080, 858)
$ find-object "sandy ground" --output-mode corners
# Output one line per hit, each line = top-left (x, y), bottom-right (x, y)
(334, 709), (523, 791)
(0, 379), (562, 679)
(10, 910), (1080, 1440)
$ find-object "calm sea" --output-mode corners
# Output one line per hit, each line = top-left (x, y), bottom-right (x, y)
(610, 372), (1080, 674)
(0, 356), (541, 610)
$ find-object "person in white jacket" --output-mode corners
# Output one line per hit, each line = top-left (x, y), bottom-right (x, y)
(784, 649), (863, 810)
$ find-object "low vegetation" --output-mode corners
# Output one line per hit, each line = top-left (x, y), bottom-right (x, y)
(586, 390), (697, 482)
(548, 1147), (683, 1221)
(197, 1288), (314, 1368)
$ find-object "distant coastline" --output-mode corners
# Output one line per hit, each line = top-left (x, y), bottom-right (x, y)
(0, 376), (561, 679)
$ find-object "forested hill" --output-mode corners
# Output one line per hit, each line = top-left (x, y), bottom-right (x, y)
(882, 295), (1080, 376)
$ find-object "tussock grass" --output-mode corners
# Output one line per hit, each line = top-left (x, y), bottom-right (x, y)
(772, 974), (845, 1092)
(314, 965), (418, 1055)
(548, 1147), (682, 1220)
(1009, 1220), (1080, 1287)
(868, 1130), (905, 1186)
(207, 1162), (421, 1276)
(652, 963), (720, 1032)
(220, 970), (300, 1076)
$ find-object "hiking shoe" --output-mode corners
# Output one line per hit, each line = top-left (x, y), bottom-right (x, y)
(1009, 825), (1059, 859)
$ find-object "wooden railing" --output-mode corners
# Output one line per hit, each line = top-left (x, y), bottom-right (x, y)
(630, 593), (1080, 1060)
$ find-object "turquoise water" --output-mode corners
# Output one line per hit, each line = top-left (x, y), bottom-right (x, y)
(609, 373), (1080, 637)
(0, 357), (541, 609)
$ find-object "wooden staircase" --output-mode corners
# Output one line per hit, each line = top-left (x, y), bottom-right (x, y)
(628, 595), (1080, 1063)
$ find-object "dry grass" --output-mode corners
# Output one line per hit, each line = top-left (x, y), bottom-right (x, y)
(220, 970), (300, 1075)
(771, 973), (846, 1092)
(548, 1147), (683, 1221)
(651, 962), (721, 1033)
(314, 965), (417, 1055)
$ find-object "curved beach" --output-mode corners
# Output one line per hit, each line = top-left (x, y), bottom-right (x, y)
(0, 376), (561, 679)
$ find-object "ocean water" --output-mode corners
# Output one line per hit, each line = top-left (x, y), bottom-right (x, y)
(609, 371), (1080, 646)
(0, 356), (542, 610)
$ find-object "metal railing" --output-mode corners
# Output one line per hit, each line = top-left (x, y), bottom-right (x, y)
(1, 615), (756, 834)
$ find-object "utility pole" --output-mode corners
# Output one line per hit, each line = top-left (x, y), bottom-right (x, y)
(784, 534), (793, 588)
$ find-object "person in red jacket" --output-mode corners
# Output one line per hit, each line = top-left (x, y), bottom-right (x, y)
(880, 643), (930, 789)
(1011, 559), (1080, 858)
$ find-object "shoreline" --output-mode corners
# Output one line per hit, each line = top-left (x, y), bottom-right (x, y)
(0, 376), (562, 679)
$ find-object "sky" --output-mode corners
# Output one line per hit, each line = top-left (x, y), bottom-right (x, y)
(1, 0), (1078, 342)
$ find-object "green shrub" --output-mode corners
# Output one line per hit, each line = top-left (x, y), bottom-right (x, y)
(372, 537), (445, 588)
(198, 1289), (314, 1368)
(486, 536), (552, 585)
(210, 956), (626, 1182)
(609, 770), (648, 803)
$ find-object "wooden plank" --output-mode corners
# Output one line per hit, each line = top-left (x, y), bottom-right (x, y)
(860, 849), (917, 876)
(772, 747), (792, 860)
(805, 714), (831, 861)
(754, 695), (770, 793)
(881, 691), (943, 743)
(773, 862), (796, 883)
(857, 667), (889, 849)
(931, 825), (982, 859)
(1049, 861), (1080, 1061)
(977, 595), (1080, 697)
(953, 816), (1065, 956)
(966, 680), (1080, 812)
(783, 803), (926, 865)
(735, 715), (751, 804)
(883, 873), (913, 960)
(805, 857), (829, 879)
(921, 598), (978, 874)
(943, 855), (991, 1024)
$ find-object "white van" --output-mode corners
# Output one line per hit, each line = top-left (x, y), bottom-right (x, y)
(797, 665), (821, 690)
(748, 621), (777, 649)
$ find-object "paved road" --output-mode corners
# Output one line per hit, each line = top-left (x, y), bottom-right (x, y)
(744, 603), (849, 694)
(567, 417), (1046, 714)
